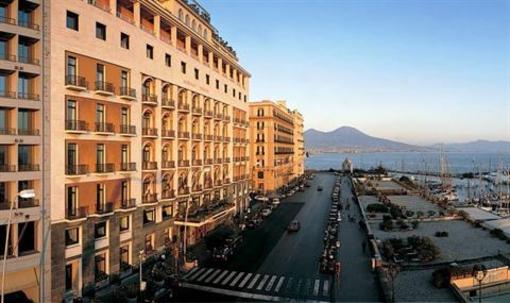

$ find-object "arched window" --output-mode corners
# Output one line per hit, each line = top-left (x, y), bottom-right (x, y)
(178, 9), (183, 20)
(185, 15), (190, 26)
(191, 20), (196, 31)
(203, 29), (207, 39)
(143, 145), (151, 162)
(198, 25), (202, 35)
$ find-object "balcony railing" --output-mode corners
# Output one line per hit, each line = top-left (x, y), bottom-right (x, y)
(205, 159), (213, 165)
(161, 190), (175, 200)
(120, 198), (136, 209)
(0, 201), (11, 210)
(0, 91), (16, 98)
(214, 113), (223, 120)
(66, 120), (88, 132)
(176, 200), (236, 223)
(162, 129), (175, 138)
(223, 115), (231, 122)
(65, 75), (88, 89)
(95, 81), (115, 94)
(204, 110), (213, 118)
(192, 133), (202, 140)
(192, 159), (202, 166)
(223, 178), (231, 184)
(17, 129), (39, 136)
(18, 164), (39, 171)
(178, 160), (190, 167)
(120, 162), (136, 171)
(215, 158), (223, 164)
(192, 184), (203, 192)
(223, 136), (231, 143)
(0, 165), (16, 172)
(18, 56), (39, 65)
(18, 92), (39, 101)
(192, 107), (202, 115)
(18, 20), (40, 31)
(0, 16), (16, 25)
(142, 193), (158, 204)
(95, 163), (115, 173)
(66, 206), (88, 220)
(178, 187), (190, 195)
(142, 161), (158, 170)
(95, 202), (114, 215)
(18, 198), (39, 208)
(119, 124), (136, 135)
(161, 97), (175, 108)
(0, 53), (16, 62)
(142, 128), (158, 137)
(162, 160), (175, 169)
(205, 134), (214, 141)
(178, 131), (190, 139)
(215, 180), (222, 187)
(142, 94), (158, 104)
(178, 103), (190, 112)
(66, 164), (89, 175)
(224, 157), (231, 163)
(119, 87), (136, 99)
(95, 122), (115, 133)
(0, 128), (16, 135)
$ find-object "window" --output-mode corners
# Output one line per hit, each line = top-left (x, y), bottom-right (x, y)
(120, 245), (130, 270)
(163, 205), (173, 220)
(143, 209), (155, 224)
(145, 234), (153, 252)
(96, 64), (104, 83)
(96, 22), (106, 40)
(233, 89), (236, 97)
(258, 171), (264, 179)
(119, 216), (130, 232)
(67, 56), (77, 77)
(181, 61), (186, 74)
(121, 71), (128, 88)
(224, 84), (227, 93)
(194, 68), (199, 80)
(239, 92), (242, 100)
(65, 263), (73, 291)
(165, 54), (171, 67)
(120, 33), (129, 49)
(244, 95), (247, 102)
(94, 221), (107, 239)
(66, 186), (77, 216)
(66, 11), (79, 31)
(257, 108), (264, 117)
(206, 74), (210, 85)
(65, 227), (79, 246)
(95, 253), (107, 280)
(146, 44), (153, 59)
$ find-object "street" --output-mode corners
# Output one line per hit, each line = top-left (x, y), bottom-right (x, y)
(179, 173), (381, 302)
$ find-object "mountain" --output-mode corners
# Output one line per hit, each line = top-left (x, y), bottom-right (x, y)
(304, 126), (427, 152)
(431, 140), (510, 153)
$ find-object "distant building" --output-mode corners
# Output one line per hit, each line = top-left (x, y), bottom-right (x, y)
(343, 158), (353, 173)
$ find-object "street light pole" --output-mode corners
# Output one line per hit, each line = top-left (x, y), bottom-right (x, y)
(473, 264), (487, 303)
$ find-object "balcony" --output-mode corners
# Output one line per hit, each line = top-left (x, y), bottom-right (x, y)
(18, 92), (39, 101)
(161, 97), (175, 109)
(120, 198), (136, 210)
(88, 0), (111, 13)
(17, 129), (39, 136)
(95, 202), (114, 215)
(0, 91), (16, 99)
(178, 131), (190, 140)
(192, 133), (202, 141)
(192, 184), (202, 192)
(0, 128), (16, 135)
(142, 193), (158, 204)
(205, 134), (214, 141)
(18, 56), (39, 65)
(178, 187), (190, 196)
(204, 110), (213, 118)
(0, 165), (16, 172)
(65, 75), (88, 91)
(204, 181), (212, 189)
(214, 113), (223, 120)
(95, 81), (115, 96)
(223, 115), (231, 123)
(119, 124), (136, 136)
(205, 159), (213, 165)
(65, 120), (88, 133)
(142, 161), (157, 171)
(0, 201), (11, 210)
(94, 122), (115, 134)
(162, 160), (175, 169)
(223, 136), (231, 143)
(66, 206), (89, 221)
(142, 94), (158, 105)
(215, 158), (222, 164)
(95, 163), (115, 174)
(192, 107), (202, 116)
(119, 87), (137, 101)
(18, 198), (39, 208)
(192, 159), (202, 166)
(178, 103), (190, 113)
(215, 179), (222, 187)
(224, 157), (231, 164)
(18, 164), (39, 171)
(0, 16), (15, 26)
(223, 178), (231, 184)
(215, 135), (223, 142)
(161, 190), (175, 200)
(161, 129), (175, 138)
(120, 162), (136, 172)
(66, 164), (89, 176)
(178, 159), (189, 167)
(142, 127), (158, 138)
(18, 20), (40, 31)
(175, 200), (235, 225)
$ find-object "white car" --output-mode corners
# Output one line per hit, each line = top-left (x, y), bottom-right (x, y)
(272, 198), (280, 205)
(261, 208), (272, 217)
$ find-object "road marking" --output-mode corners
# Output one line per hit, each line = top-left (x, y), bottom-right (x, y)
(303, 278), (312, 296)
(257, 274), (270, 290)
(221, 271), (237, 285)
(189, 268), (206, 280)
(265, 275), (277, 291)
(238, 273), (252, 288)
(213, 270), (228, 284)
(313, 279), (320, 296)
(284, 277), (294, 294)
(196, 268), (214, 282)
(295, 278), (303, 295)
(247, 274), (260, 289)
(323, 280), (329, 296)
(229, 272), (245, 287)
(274, 277), (285, 293)
(204, 269), (221, 283)
(184, 267), (199, 279)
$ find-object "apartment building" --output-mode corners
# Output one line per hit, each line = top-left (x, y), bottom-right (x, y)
(249, 100), (304, 195)
(0, 0), (48, 302)
(31, 0), (251, 301)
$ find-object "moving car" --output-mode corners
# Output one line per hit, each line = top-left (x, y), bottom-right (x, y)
(287, 220), (300, 232)
(317, 186), (323, 191)
(261, 208), (272, 217)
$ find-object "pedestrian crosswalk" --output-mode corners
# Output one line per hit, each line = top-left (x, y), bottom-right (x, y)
(184, 267), (332, 300)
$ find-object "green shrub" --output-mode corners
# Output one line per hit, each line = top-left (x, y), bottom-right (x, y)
(366, 203), (389, 213)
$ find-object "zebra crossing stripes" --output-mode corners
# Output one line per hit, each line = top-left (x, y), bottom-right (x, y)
(274, 277), (285, 293)
(221, 271), (237, 285)
(238, 273), (252, 288)
(188, 268), (206, 280)
(204, 269), (221, 283)
(323, 280), (330, 297)
(229, 272), (245, 287)
(212, 270), (229, 284)
(256, 274), (270, 290)
(265, 275), (277, 292)
(246, 273), (260, 289)
(313, 279), (320, 296)
(185, 267), (199, 279)
(196, 268), (214, 282)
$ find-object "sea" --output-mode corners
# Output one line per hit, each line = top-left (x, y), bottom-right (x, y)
(305, 151), (510, 174)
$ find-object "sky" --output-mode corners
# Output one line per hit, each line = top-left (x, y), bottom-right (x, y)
(200, 0), (509, 145)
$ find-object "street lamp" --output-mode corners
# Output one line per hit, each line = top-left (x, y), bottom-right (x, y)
(387, 263), (400, 303)
(472, 264), (487, 303)
(1, 189), (36, 303)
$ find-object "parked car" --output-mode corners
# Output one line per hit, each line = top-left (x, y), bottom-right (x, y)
(272, 198), (280, 206)
(317, 186), (323, 191)
(304, 182), (311, 187)
(287, 220), (300, 232)
(261, 208), (272, 217)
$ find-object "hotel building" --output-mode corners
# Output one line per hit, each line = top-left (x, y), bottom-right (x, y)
(0, 0), (250, 301)
(249, 100), (304, 195)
